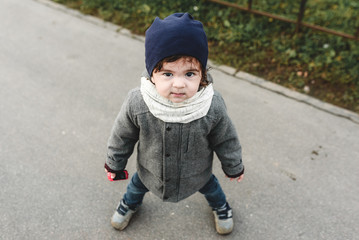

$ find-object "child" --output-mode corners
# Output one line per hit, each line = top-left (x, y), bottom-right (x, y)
(104, 12), (244, 235)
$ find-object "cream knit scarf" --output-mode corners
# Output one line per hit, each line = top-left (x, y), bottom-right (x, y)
(140, 77), (214, 123)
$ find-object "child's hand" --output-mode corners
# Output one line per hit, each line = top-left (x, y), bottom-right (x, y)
(105, 168), (116, 180)
(228, 174), (244, 183)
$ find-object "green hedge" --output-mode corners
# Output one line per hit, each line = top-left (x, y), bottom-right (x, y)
(54, 0), (359, 113)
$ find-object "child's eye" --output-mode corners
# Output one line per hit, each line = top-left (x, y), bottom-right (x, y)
(163, 73), (173, 77)
(185, 72), (195, 77)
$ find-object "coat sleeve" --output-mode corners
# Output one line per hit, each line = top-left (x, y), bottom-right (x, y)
(209, 95), (244, 177)
(106, 91), (139, 171)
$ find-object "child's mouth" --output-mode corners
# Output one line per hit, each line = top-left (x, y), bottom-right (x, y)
(171, 92), (185, 97)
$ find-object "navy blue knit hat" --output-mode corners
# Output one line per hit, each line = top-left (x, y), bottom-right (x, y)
(145, 13), (208, 76)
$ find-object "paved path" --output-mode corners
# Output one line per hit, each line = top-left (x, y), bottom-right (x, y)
(1, 0), (358, 239)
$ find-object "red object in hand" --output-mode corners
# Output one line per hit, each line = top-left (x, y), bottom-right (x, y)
(107, 170), (128, 181)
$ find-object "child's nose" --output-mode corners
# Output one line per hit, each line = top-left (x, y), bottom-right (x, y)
(172, 77), (185, 88)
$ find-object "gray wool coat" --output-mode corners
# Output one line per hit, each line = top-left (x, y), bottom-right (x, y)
(106, 87), (243, 203)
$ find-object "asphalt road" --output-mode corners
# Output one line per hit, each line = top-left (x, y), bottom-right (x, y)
(1, 0), (359, 239)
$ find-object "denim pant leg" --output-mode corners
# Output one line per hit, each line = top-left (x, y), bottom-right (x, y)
(123, 172), (149, 208)
(199, 174), (227, 209)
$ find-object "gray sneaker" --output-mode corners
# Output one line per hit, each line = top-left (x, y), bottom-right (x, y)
(111, 199), (137, 230)
(212, 202), (233, 235)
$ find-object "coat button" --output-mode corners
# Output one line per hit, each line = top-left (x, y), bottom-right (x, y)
(165, 153), (170, 157)
(166, 127), (171, 131)
(163, 196), (169, 200)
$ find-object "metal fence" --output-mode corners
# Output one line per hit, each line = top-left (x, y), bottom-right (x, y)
(207, 0), (359, 41)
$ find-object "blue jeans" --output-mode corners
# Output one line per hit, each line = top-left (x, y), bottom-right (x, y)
(123, 173), (227, 209)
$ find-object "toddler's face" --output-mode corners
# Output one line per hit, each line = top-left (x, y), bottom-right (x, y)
(151, 58), (202, 103)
